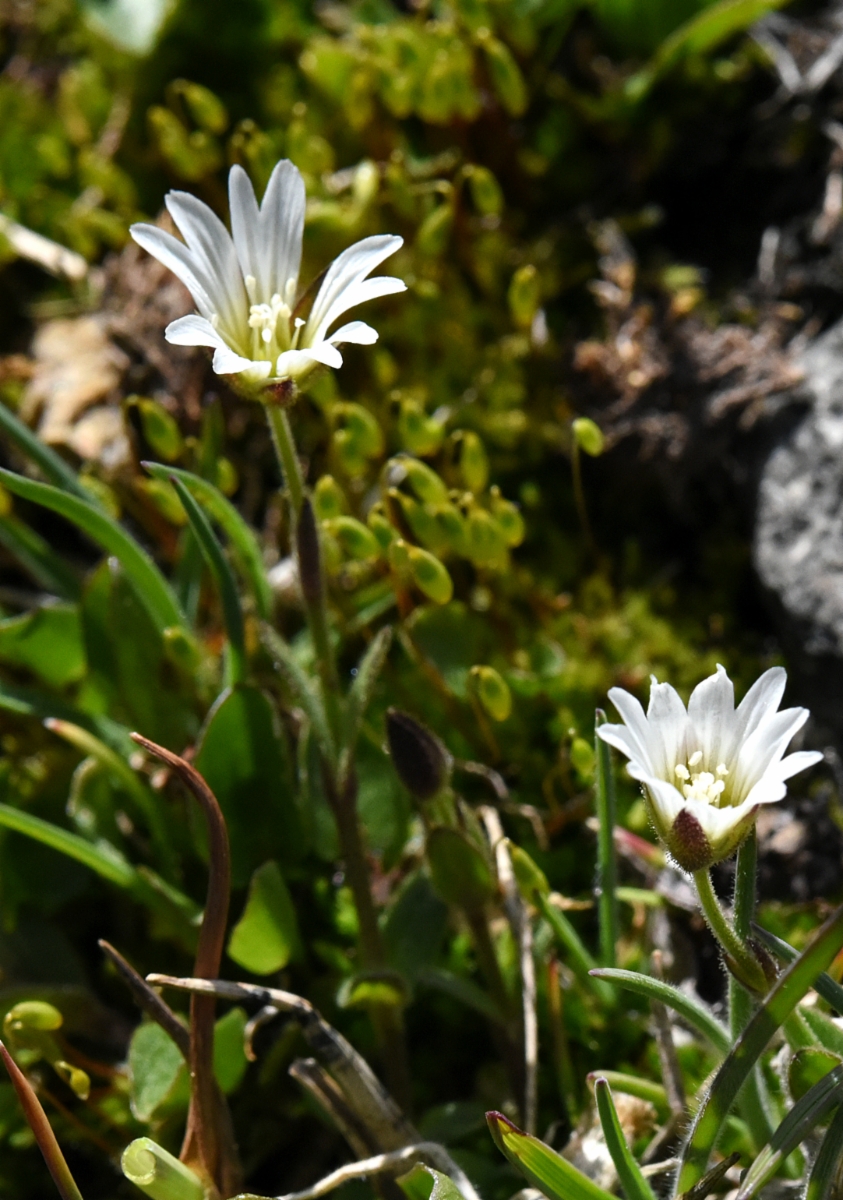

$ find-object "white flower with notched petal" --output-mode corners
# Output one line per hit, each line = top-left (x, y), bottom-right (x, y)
(598, 665), (822, 873)
(130, 159), (405, 390)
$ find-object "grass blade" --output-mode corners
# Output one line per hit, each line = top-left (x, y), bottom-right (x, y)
(0, 401), (94, 503)
(538, 893), (613, 1003)
(169, 475), (246, 685)
(735, 1063), (843, 1200)
(589, 968), (729, 1054)
(593, 1078), (656, 1200)
(806, 1103), (843, 1200)
(261, 623), (335, 766)
(339, 626), (392, 786)
(0, 513), (81, 598)
(753, 923), (843, 1015)
(677, 903), (843, 1194)
(144, 462), (272, 620)
(0, 1041), (84, 1200)
(0, 679), (134, 755)
(594, 710), (618, 968)
(0, 469), (186, 634)
(486, 1111), (615, 1200)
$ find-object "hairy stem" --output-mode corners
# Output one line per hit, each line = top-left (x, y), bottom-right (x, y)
(694, 867), (766, 994)
(266, 403), (304, 520)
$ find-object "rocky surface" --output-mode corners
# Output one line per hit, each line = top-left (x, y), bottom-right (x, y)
(754, 316), (843, 734)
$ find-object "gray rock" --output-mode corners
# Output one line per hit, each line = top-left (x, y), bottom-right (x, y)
(755, 317), (843, 729)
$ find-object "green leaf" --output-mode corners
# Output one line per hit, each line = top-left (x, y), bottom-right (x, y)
(194, 685), (302, 887)
(589, 967), (729, 1053)
(486, 1111), (616, 1200)
(399, 1165), (468, 1200)
(595, 710), (618, 969)
(261, 624), (335, 766)
(593, 1078), (656, 1200)
(789, 1049), (842, 1102)
(538, 894), (613, 1004)
(626, 0), (790, 101)
(339, 625), (392, 786)
(416, 966), (505, 1025)
(0, 402), (95, 503)
(0, 678), (134, 755)
(213, 1006), (248, 1095)
(227, 860), (301, 975)
(169, 474), (246, 684)
(678, 904), (843, 1193)
(736, 1062), (843, 1200)
(754, 923), (843, 1015)
(0, 801), (137, 888)
(0, 513), (81, 599)
(144, 463), (272, 620)
(426, 826), (494, 910)
(128, 1021), (186, 1122)
(0, 469), (186, 635)
(0, 604), (86, 687)
(806, 1103), (843, 1200)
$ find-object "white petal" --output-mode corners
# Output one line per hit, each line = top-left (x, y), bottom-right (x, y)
(731, 706), (809, 799)
(690, 795), (758, 842)
(606, 688), (656, 773)
(131, 223), (217, 318)
(743, 748), (823, 807)
(165, 191), (247, 339)
(687, 665), (734, 769)
(327, 320), (378, 346)
(275, 348), (324, 380)
(640, 776), (685, 840)
(596, 721), (648, 770)
(165, 314), (223, 348)
(307, 341), (343, 368)
(211, 345), (264, 375)
(777, 749), (824, 780)
(229, 160), (305, 304)
(306, 234), (404, 343)
(646, 679), (690, 781)
(733, 666), (787, 744)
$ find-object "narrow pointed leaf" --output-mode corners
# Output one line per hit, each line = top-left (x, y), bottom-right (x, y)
(678, 904), (843, 1193)
(736, 1063), (843, 1200)
(0, 680), (134, 755)
(806, 1103), (843, 1200)
(486, 1111), (615, 1200)
(595, 710), (618, 968)
(169, 475), (246, 684)
(0, 1041), (85, 1200)
(45, 718), (176, 880)
(339, 625), (392, 785)
(0, 401), (94, 503)
(144, 462), (272, 620)
(753, 923), (843, 1015)
(261, 624), (335, 765)
(538, 894), (613, 1003)
(590, 968), (730, 1054)
(593, 1078), (656, 1200)
(0, 469), (186, 633)
(0, 513), (81, 598)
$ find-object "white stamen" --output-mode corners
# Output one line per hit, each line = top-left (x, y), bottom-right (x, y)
(716, 763), (729, 777)
(674, 764), (690, 781)
(688, 750), (703, 767)
(245, 274), (257, 301)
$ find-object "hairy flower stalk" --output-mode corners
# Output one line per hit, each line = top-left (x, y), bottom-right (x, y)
(130, 159), (405, 391)
(598, 665), (821, 874)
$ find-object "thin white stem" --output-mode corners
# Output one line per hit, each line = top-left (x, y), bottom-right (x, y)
(234, 1143), (481, 1200)
(479, 806), (538, 1135)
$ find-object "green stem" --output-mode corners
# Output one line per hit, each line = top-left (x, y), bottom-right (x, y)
(266, 404), (304, 520)
(694, 868), (766, 994)
(594, 711), (618, 968)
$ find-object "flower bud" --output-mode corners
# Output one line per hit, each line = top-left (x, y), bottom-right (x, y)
(386, 708), (452, 800)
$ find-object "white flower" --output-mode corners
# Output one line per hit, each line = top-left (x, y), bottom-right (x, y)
(130, 159), (405, 389)
(598, 665), (822, 872)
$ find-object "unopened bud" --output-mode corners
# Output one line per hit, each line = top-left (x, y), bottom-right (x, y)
(386, 708), (452, 800)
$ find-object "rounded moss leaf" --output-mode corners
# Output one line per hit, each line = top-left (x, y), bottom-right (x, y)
(460, 431), (489, 494)
(466, 507), (508, 568)
(508, 264), (540, 328)
(573, 417), (605, 457)
(130, 397), (183, 463)
(399, 399), (444, 456)
(490, 489), (525, 547)
(398, 456), (449, 506)
(228, 860), (302, 975)
(417, 201), (454, 257)
(325, 515), (381, 561)
(570, 736), (595, 780)
(314, 475), (347, 519)
(4, 1002), (63, 1034)
(466, 164), (504, 216)
(408, 545), (453, 604)
(471, 665), (512, 721)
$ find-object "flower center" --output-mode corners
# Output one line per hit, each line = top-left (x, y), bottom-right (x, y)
(243, 275), (302, 364)
(674, 751), (730, 806)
